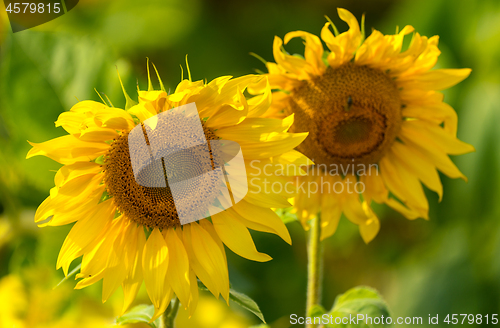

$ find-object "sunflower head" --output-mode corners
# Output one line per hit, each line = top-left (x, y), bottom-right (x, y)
(27, 67), (311, 320)
(258, 8), (474, 242)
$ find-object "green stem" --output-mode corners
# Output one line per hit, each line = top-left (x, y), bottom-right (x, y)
(160, 297), (180, 328)
(306, 215), (323, 328)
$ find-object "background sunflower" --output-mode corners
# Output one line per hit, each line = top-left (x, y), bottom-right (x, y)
(255, 8), (473, 244)
(1, 0), (499, 327)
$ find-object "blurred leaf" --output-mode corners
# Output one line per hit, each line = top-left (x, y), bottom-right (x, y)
(198, 283), (266, 323)
(275, 207), (298, 224)
(54, 263), (81, 289)
(328, 286), (392, 327)
(0, 29), (135, 207)
(116, 304), (159, 328)
(309, 304), (327, 317)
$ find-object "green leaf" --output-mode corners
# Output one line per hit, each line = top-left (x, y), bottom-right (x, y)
(116, 304), (159, 328)
(309, 304), (327, 317)
(328, 286), (392, 327)
(229, 289), (266, 323)
(198, 283), (266, 324)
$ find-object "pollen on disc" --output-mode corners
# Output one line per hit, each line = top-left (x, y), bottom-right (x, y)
(103, 124), (221, 229)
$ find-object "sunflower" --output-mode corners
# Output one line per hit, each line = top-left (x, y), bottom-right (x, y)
(27, 68), (310, 321)
(255, 8), (474, 242)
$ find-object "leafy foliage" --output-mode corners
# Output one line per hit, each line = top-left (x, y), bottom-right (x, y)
(328, 286), (392, 327)
(228, 288), (266, 323)
(116, 304), (160, 328)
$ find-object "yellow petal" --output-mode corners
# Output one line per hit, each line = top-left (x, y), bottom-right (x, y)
(56, 172), (102, 199)
(358, 202), (380, 244)
(187, 269), (199, 318)
(293, 175), (323, 227)
(94, 107), (135, 131)
(211, 210), (272, 262)
(398, 123), (471, 180)
(402, 120), (474, 155)
(360, 166), (388, 204)
(379, 154), (429, 219)
(284, 31), (325, 76)
(122, 224), (145, 314)
(56, 199), (115, 275)
(128, 103), (156, 122)
(231, 201), (291, 245)
(319, 193), (342, 240)
(197, 220), (229, 302)
(274, 150), (314, 174)
(401, 68), (471, 90)
(205, 102), (247, 129)
(138, 90), (168, 104)
(322, 9), (361, 67)
(385, 198), (420, 220)
(27, 135), (109, 164)
(101, 219), (130, 302)
(390, 142), (443, 200)
(341, 187), (369, 226)
(164, 228), (191, 309)
(74, 243), (108, 289)
(402, 102), (458, 136)
(41, 184), (105, 227)
(244, 188), (291, 209)
(215, 115), (294, 142)
(55, 111), (87, 135)
(272, 36), (311, 78)
(182, 225), (220, 298)
(247, 78), (273, 118)
(240, 132), (308, 159)
(70, 100), (108, 114)
(189, 223), (229, 298)
(216, 75), (264, 104)
(79, 127), (119, 142)
(54, 162), (102, 187)
(142, 228), (170, 321)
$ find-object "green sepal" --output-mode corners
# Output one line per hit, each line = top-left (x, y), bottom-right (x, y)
(94, 155), (105, 165)
(116, 68), (138, 110)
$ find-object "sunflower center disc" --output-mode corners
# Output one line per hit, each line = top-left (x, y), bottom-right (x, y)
(104, 125), (220, 229)
(288, 62), (402, 168)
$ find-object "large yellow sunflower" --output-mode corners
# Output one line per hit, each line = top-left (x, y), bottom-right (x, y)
(256, 8), (474, 242)
(27, 70), (310, 321)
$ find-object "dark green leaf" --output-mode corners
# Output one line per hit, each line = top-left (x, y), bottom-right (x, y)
(229, 288), (266, 323)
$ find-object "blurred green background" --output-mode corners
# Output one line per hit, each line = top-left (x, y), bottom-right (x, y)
(0, 0), (499, 327)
